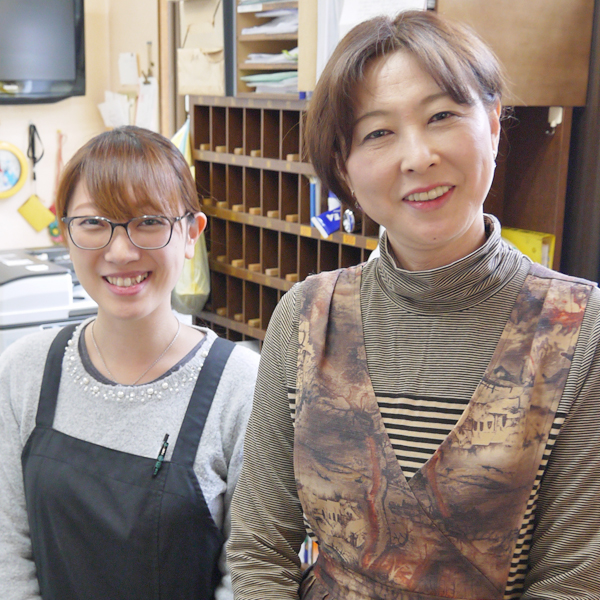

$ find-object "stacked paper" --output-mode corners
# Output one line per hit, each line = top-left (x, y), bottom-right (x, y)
(241, 9), (298, 35)
(241, 71), (298, 94)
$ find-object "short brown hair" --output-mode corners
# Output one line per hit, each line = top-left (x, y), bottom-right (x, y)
(305, 10), (505, 204)
(56, 126), (200, 239)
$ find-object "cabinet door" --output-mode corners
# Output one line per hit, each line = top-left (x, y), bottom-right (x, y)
(437, 0), (594, 106)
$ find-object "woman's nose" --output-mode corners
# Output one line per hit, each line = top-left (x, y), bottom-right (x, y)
(398, 130), (439, 174)
(104, 225), (140, 262)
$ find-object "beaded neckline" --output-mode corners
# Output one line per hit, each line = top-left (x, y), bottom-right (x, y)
(63, 326), (210, 403)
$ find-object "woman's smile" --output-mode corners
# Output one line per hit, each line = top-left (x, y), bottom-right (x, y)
(103, 271), (151, 295)
(403, 184), (453, 203)
(104, 272), (149, 288)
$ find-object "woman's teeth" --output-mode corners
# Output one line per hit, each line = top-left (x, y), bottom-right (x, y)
(405, 185), (452, 202)
(106, 273), (148, 287)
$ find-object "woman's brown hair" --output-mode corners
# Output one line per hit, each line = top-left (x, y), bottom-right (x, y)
(56, 126), (200, 239)
(305, 10), (505, 204)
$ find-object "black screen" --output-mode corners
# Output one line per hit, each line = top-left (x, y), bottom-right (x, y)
(0, 0), (85, 103)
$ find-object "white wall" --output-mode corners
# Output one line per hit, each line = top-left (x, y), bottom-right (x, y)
(0, 0), (159, 251)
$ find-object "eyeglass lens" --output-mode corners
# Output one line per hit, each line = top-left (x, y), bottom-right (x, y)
(69, 216), (174, 250)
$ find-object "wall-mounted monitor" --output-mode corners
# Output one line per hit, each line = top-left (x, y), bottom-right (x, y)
(0, 0), (85, 105)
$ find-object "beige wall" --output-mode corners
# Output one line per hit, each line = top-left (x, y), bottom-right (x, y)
(109, 0), (159, 97)
(0, 0), (159, 251)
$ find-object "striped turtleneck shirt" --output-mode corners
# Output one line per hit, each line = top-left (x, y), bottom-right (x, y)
(228, 215), (600, 599)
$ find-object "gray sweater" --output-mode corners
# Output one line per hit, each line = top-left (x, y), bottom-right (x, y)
(0, 322), (259, 600)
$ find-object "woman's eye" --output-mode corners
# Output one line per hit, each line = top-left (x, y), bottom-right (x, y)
(430, 111), (454, 123)
(364, 129), (390, 141)
(139, 217), (167, 228)
(79, 217), (104, 228)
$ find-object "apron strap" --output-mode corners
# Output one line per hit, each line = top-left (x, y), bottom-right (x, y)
(171, 336), (235, 467)
(36, 324), (79, 427)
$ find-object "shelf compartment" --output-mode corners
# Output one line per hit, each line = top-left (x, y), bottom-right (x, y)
(279, 232), (298, 281)
(244, 108), (262, 156)
(227, 276), (244, 320)
(211, 163), (227, 205)
(244, 224), (261, 268)
(207, 216), (227, 262)
(195, 160), (211, 199)
(208, 270), (227, 316)
(298, 174), (311, 225)
(227, 107), (244, 153)
(340, 244), (364, 269)
(262, 109), (281, 159)
(261, 227), (279, 273)
(298, 236), (318, 280)
(226, 221), (244, 267)
(262, 169), (279, 215)
(244, 167), (261, 213)
(244, 281), (261, 327)
(362, 213), (380, 238)
(281, 110), (301, 160)
(280, 172), (299, 221)
(227, 165), (244, 208)
(211, 106), (227, 151)
(193, 105), (211, 149)
(318, 239), (339, 273)
(260, 286), (279, 332)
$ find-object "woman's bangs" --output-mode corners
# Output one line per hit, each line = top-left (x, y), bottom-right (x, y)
(82, 153), (181, 219)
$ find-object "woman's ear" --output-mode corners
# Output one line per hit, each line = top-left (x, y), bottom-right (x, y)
(184, 212), (207, 259)
(489, 100), (502, 157)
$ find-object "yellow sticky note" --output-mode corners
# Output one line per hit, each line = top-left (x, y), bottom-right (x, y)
(18, 195), (56, 232)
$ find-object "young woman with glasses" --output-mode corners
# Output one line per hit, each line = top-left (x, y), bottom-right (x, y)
(0, 126), (259, 600)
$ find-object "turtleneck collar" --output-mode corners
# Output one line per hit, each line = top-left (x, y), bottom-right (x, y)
(374, 214), (528, 313)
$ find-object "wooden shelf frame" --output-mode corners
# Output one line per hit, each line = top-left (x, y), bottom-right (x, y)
(236, 0), (299, 97)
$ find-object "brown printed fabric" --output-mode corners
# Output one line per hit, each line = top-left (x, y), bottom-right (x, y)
(295, 264), (594, 600)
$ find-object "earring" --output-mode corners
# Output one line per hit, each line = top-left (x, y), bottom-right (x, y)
(351, 189), (360, 209)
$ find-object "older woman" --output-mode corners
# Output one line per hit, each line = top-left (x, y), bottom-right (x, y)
(227, 10), (600, 600)
(0, 126), (259, 600)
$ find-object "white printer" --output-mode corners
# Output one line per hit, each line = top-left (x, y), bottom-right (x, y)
(0, 247), (97, 354)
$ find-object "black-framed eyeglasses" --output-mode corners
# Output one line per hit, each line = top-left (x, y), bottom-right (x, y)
(61, 214), (190, 250)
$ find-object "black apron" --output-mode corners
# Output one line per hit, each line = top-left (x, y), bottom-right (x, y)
(21, 324), (234, 600)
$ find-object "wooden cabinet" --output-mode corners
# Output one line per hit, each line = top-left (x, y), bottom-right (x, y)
(437, 0), (595, 107)
(236, 0), (299, 97)
(191, 95), (379, 341)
